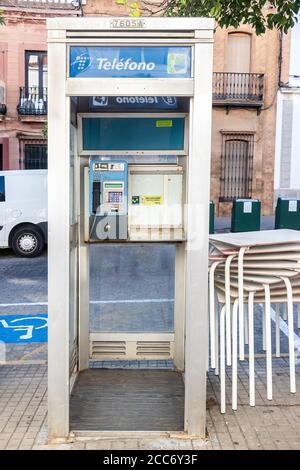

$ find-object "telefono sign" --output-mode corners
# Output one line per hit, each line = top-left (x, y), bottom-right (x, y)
(90, 96), (178, 109)
(69, 46), (191, 78)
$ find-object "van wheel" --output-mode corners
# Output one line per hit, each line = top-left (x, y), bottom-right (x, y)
(11, 226), (44, 257)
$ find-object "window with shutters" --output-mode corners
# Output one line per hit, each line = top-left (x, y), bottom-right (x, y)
(219, 133), (254, 202)
(18, 138), (47, 169)
(227, 32), (251, 74)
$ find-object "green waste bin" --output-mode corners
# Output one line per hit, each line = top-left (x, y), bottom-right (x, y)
(231, 198), (261, 233)
(275, 197), (300, 230)
(209, 201), (215, 234)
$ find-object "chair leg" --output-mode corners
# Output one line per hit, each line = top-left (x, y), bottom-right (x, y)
(215, 297), (220, 376)
(220, 305), (226, 413)
(248, 292), (255, 407)
(225, 255), (235, 366)
(264, 284), (273, 401)
(262, 305), (266, 352)
(238, 247), (247, 361)
(209, 262), (221, 369)
(283, 303), (287, 321)
(281, 277), (296, 394)
(275, 303), (281, 358)
(209, 275), (215, 369)
(244, 303), (249, 346)
(232, 300), (239, 411)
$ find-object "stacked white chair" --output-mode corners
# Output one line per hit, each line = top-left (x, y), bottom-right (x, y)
(208, 229), (300, 413)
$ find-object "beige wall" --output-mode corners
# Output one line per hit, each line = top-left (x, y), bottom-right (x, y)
(83, 0), (127, 16)
(212, 25), (290, 215)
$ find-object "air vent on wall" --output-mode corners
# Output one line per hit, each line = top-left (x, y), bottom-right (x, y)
(92, 341), (127, 357)
(136, 341), (171, 357)
(90, 335), (174, 360)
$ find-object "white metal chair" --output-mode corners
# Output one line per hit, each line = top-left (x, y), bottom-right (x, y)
(209, 230), (300, 414)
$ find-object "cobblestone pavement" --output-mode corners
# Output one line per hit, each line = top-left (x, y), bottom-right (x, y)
(0, 358), (300, 450)
(0, 365), (47, 450)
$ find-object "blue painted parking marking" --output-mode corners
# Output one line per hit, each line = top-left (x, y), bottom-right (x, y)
(0, 314), (48, 343)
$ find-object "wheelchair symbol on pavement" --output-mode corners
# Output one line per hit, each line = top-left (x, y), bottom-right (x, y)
(0, 316), (48, 341)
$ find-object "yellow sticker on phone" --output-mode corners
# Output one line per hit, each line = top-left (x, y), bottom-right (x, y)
(141, 196), (163, 205)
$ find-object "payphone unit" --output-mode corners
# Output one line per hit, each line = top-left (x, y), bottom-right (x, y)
(88, 159), (128, 240)
(86, 159), (184, 242)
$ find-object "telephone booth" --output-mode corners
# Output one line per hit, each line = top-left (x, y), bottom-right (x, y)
(47, 16), (214, 441)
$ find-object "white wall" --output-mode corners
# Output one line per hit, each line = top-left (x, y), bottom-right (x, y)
(274, 90), (283, 190)
(275, 91), (300, 193)
(290, 93), (300, 187)
(274, 16), (300, 199)
(289, 17), (300, 86)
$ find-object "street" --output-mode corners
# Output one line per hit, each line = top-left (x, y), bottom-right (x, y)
(0, 245), (175, 362)
(0, 243), (299, 362)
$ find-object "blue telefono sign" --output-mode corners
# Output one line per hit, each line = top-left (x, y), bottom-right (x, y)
(69, 46), (191, 78)
(90, 96), (178, 109)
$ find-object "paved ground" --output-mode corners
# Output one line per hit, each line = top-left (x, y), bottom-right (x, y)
(1, 358), (300, 450)
(0, 216), (300, 449)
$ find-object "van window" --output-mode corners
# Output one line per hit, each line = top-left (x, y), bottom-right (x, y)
(0, 176), (5, 202)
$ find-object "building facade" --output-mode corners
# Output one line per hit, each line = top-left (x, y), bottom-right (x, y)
(0, 0), (78, 170)
(211, 25), (289, 216)
(274, 15), (300, 202)
(0, 0), (289, 215)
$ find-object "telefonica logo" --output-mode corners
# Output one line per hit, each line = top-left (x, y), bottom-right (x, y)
(97, 58), (155, 71)
(72, 53), (92, 74)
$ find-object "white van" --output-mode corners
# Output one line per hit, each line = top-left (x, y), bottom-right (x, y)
(0, 170), (47, 257)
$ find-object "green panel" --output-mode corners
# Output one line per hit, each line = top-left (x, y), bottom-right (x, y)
(209, 201), (215, 234)
(231, 199), (261, 233)
(82, 117), (185, 151)
(275, 198), (300, 230)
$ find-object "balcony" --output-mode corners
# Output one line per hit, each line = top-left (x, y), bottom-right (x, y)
(17, 87), (47, 121)
(213, 72), (264, 112)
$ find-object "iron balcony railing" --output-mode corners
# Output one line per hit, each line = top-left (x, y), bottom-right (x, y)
(18, 87), (47, 116)
(213, 72), (264, 104)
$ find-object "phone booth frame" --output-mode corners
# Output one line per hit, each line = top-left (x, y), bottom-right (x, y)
(47, 16), (214, 441)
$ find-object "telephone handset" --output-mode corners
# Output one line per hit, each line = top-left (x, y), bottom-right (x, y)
(92, 181), (101, 214)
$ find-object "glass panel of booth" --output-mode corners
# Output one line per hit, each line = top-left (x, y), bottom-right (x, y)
(82, 117), (185, 152)
(78, 113), (188, 155)
(69, 123), (79, 377)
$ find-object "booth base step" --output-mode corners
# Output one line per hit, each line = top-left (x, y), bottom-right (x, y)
(70, 369), (184, 432)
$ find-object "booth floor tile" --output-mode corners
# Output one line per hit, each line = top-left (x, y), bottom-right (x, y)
(70, 369), (184, 432)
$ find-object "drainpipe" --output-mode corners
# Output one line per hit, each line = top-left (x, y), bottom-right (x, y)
(278, 31), (283, 87)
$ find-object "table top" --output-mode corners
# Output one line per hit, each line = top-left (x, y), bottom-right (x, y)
(209, 229), (300, 248)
